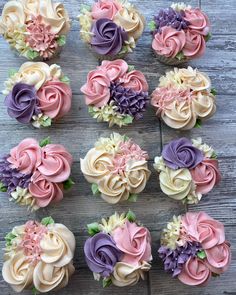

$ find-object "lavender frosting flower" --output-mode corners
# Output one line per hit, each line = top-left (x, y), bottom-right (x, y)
(162, 138), (204, 170)
(84, 232), (123, 278)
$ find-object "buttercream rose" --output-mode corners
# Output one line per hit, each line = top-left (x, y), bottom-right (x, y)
(91, 0), (122, 20)
(81, 69), (110, 107)
(192, 91), (216, 119)
(99, 59), (128, 81)
(119, 70), (148, 92)
(91, 18), (128, 56)
(181, 211), (225, 249)
(84, 232), (123, 277)
(183, 29), (206, 58)
(7, 138), (41, 174)
(5, 83), (39, 124)
(178, 67), (211, 91)
(152, 26), (186, 58)
(112, 221), (152, 265)
(184, 9), (210, 35)
(37, 80), (72, 119)
(38, 144), (72, 183)
(190, 159), (221, 194)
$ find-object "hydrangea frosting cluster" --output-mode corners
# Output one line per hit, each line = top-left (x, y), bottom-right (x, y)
(79, 0), (145, 58)
(154, 137), (221, 204)
(84, 211), (152, 287)
(150, 2), (211, 63)
(0, 0), (70, 60)
(81, 59), (149, 127)
(3, 62), (72, 128)
(80, 133), (151, 204)
(0, 137), (74, 211)
(151, 67), (216, 130)
(159, 212), (231, 286)
(2, 217), (75, 293)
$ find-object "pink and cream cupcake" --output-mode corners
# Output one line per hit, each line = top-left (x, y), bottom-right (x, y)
(150, 3), (211, 65)
(79, 0), (145, 60)
(2, 217), (75, 293)
(84, 211), (152, 287)
(0, 137), (74, 211)
(0, 0), (71, 60)
(159, 212), (231, 286)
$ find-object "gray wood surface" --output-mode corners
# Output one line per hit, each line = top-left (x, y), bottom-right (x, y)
(0, 0), (235, 294)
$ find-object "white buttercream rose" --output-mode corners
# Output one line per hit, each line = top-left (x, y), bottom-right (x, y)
(192, 91), (216, 119)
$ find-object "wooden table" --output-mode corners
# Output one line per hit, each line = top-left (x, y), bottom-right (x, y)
(0, 0), (235, 294)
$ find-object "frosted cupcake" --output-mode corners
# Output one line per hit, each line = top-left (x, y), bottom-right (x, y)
(0, 137), (74, 211)
(79, 0), (145, 60)
(151, 67), (216, 130)
(0, 0), (70, 60)
(154, 137), (221, 204)
(80, 133), (151, 204)
(2, 217), (75, 293)
(3, 62), (72, 128)
(84, 211), (152, 287)
(159, 212), (231, 286)
(150, 3), (211, 65)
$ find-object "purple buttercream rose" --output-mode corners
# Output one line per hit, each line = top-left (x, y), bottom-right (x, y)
(162, 138), (203, 170)
(91, 18), (128, 56)
(84, 232), (123, 278)
(5, 83), (39, 124)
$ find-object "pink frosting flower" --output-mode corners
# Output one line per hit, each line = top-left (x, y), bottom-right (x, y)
(181, 212), (225, 249)
(119, 70), (149, 92)
(80, 70), (110, 107)
(99, 59), (128, 81)
(37, 144), (73, 183)
(29, 171), (63, 208)
(91, 0), (122, 20)
(178, 257), (211, 286)
(190, 159), (221, 194)
(152, 26), (186, 58)
(7, 138), (41, 175)
(184, 9), (210, 36)
(182, 29), (206, 58)
(112, 221), (152, 265)
(37, 80), (72, 119)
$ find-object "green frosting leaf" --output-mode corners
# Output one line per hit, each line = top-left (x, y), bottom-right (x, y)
(5, 232), (17, 246)
(39, 137), (51, 147)
(210, 88), (217, 96)
(32, 286), (39, 295)
(205, 33), (212, 42)
(41, 216), (55, 226)
(57, 35), (66, 46)
(87, 222), (100, 236)
(122, 115), (133, 125)
(63, 177), (75, 190)
(27, 49), (39, 60)
(126, 210), (136, 222)
(197, 250), (207, 260)
(102, 278), (112, 288)
(60, 75), (70, 84)
(0, 182), (7, 192)
(128, 193), (138, 202)
(41, 116), (52, 127)
(81, 4), (91, 13)
(194, 118), (202, 128)
(91, 183), (100, 195)
(148, 20), (156, 31)
(128, 65), (135, 72)
(8, 69), (18, 78)
(175, 51), (185, 61)
(211, 151), (218, 159)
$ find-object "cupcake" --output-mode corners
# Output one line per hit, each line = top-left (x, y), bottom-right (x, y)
(0, 137), (74, 211)
(79, 0), (145, 60)
(84, 211), (152, 287)
(80, 132), (151, 204)
(150, 3), (211, 65)
(2, 217), (75, 293)
(154, 137), (221, 204)
(0, 0), (70, 60)
(81, 59), (149, 127)
(151, 67), (216, 130)
(158, 212), (231, 286)
(3, 62), (72, 128)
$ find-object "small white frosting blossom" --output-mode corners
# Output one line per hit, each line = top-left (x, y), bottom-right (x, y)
(99, 212), (127, 233)
(10, 187), (39, 211)
(153, 156), (165, 171)
(171, 2), (192, 11)
(161, 215), (182, 249)
(192, 138), (215, 158)
(95, 133), (126, 153)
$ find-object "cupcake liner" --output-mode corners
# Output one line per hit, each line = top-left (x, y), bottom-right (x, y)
(154, 50), (189, 66)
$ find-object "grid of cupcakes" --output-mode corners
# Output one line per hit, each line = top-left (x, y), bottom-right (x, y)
(2, 217), (75, 293)
(84, 211), (152, 288)
(81, 59), (149, 127)
(151, 67), (217, 130)
(79, 0), (145, 60)
(154, 137), (221, 205)
(3, 62), (72, 128)
(80, 133), (151, 204)
(149, 2), (211, 65)
(0, 137), (74, 211)
(0, 0), (70, 60)
(158, 212), (231, 286)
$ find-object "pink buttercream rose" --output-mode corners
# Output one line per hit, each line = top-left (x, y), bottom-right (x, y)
(205, 242), (231, 274)
(91, 0), (122, 20)
(80, 70), (110, 107)
(112, 221), (152, 265)
(178, 257), (211, 286)
(37, 144), (72, 183)
(183, 29), (206, 58)
(119, 70), (148, 92)
(7, 138), (41, 174)
(152, 26), (186, 58)
(190, 159), (221, 194)
(181, 211), (225, 249)
(99, 59), (128, 81)
(37, 80), (72, 119)
(184, 9), (210, 36)
(29, 171), (63, 207)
